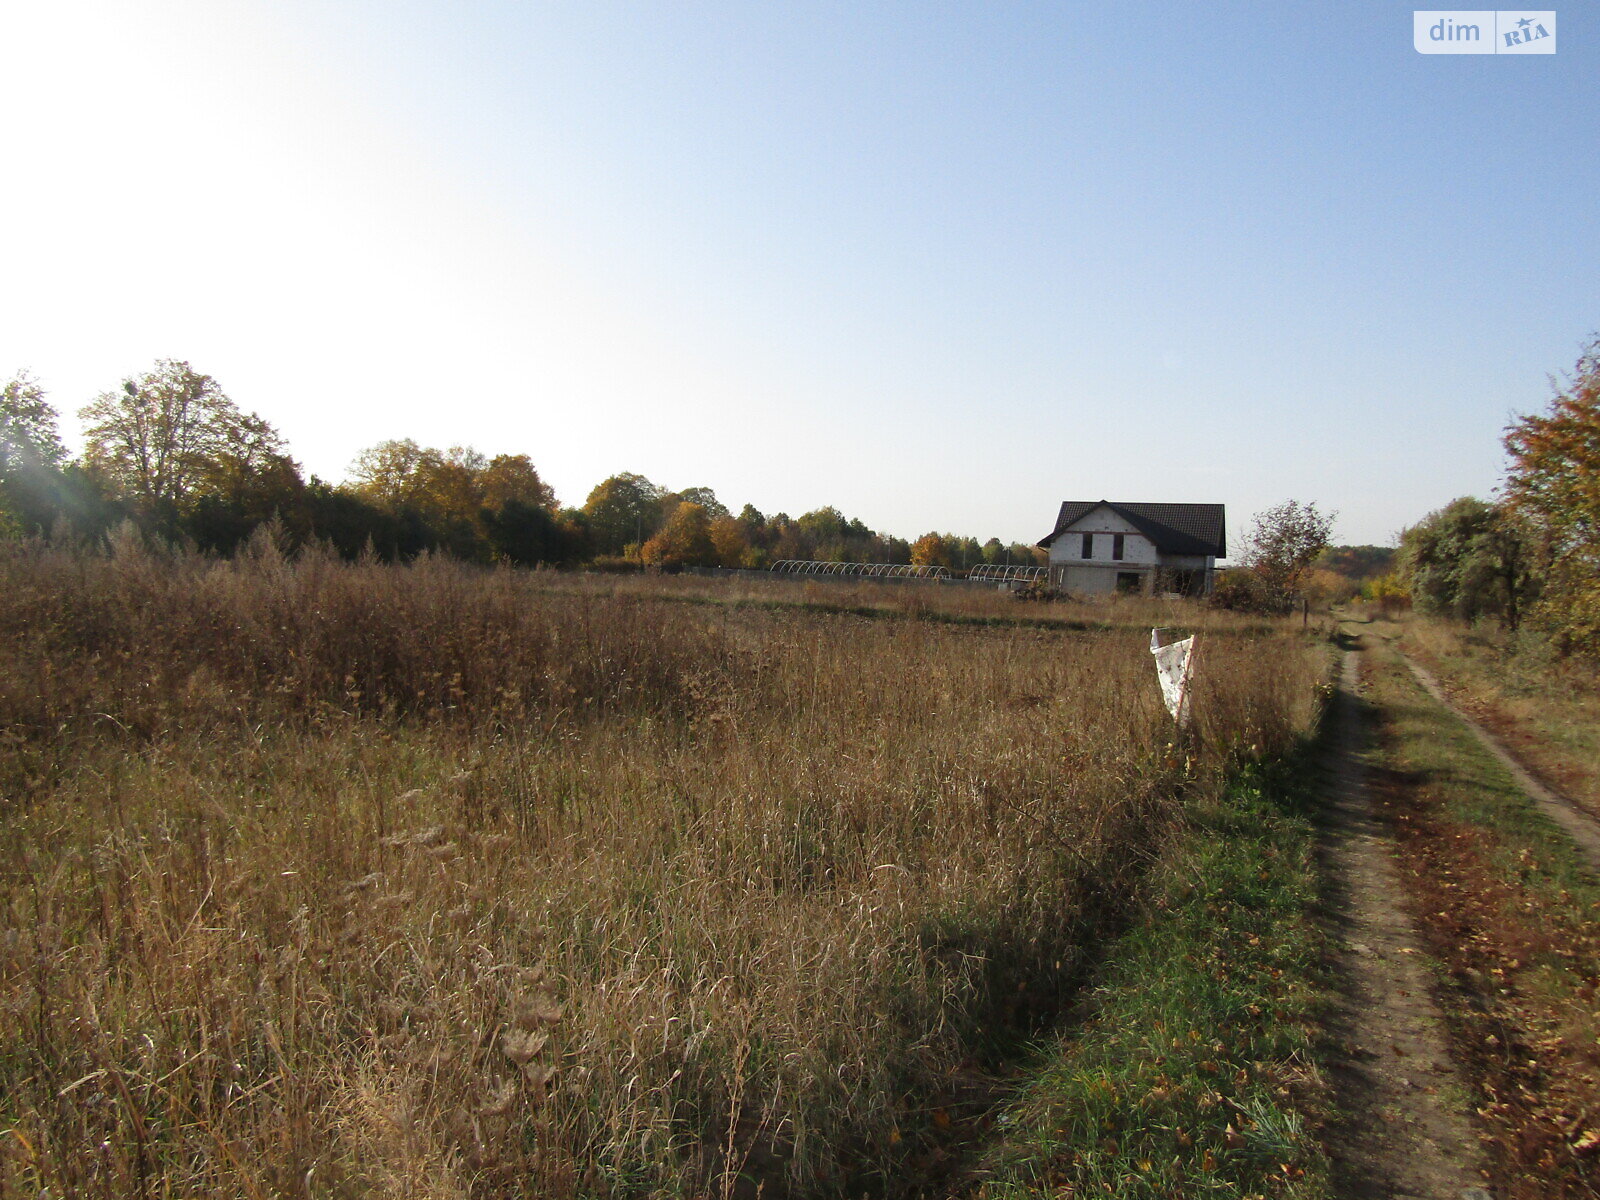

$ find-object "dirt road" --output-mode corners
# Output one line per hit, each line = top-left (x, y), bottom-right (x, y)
(1318, 645), (1491, 1199)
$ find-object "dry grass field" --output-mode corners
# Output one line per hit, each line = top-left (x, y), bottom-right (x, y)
(0, 538), (1326, 1198)
(543, 569), (1294, 636)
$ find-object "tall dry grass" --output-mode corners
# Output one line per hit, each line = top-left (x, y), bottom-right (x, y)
(0, 537), (1325, 1198)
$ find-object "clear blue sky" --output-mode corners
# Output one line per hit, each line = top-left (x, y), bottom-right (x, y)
(2, 2), (1595, 549)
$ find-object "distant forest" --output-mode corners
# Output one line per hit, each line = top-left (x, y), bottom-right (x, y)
(0, 360), (1045, 570)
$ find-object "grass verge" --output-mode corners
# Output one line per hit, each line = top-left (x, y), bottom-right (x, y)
(972, 752), (1334, 1200)
(1394, 613), (1600, 817)
(1361, 636), (1600, 1198)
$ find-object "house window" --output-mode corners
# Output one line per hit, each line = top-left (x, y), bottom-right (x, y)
(1080, 533), (1093, 559)
(1112, 534), (1125, 560)
(1116, 572), (1141, 594)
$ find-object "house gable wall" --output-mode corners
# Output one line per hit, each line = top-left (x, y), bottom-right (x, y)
(1045, 505), (1160, 567)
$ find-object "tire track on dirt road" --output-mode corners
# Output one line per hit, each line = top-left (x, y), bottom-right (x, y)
(1319, 645), (1491, 1199)
(1397, 653), (1600, 876)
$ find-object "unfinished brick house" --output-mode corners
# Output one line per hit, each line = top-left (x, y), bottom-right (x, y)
(1037, 500), (1225, 596)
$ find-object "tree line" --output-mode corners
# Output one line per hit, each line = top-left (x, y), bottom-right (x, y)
(1386, 336), (1600, 658)
(0, 360), (1045, 572)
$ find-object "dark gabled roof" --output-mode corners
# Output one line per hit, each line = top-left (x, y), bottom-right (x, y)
(1038, 501), (1226, 558)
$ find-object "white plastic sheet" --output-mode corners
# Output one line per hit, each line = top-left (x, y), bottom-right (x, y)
(1150, 628), (1196, 726)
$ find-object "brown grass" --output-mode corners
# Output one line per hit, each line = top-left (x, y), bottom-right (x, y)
(0, 537), (1325, 1198)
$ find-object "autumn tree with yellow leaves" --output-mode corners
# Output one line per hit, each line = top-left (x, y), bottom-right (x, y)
(1504, 336), (1600, 655)
(640, 501), (717, 567)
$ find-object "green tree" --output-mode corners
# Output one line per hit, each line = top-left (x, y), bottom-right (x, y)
(2, 372), (70, 536)
(185, 415), (306, 556)
(734, 503), (771, 556)
(80, 360), (293, 532)
(483, 499), (584, 566)
(583, 472), (664, 557)
(770, 514), (807, 562)
(196, 410), (304, 539)
(302, 478), (410, 560)
(1398, 498), (1536, 629)
(1011, 542), (1046, 567)
(1504, 336), (1600, 654)
(1317, 545), (1396, 584)
(675, 486), (728, 522)
(1, 372), (66, 475)
(481, 454), (557, 511)
(349, 439), (432, 509)
(797, 506), (850, 560)
(416, 446), (489, 526)
(350, 442), (563, 562)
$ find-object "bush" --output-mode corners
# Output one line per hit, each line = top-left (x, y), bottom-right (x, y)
(1210, 567), (1292, 614)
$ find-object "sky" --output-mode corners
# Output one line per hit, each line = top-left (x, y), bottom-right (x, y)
(2, 2), (1595, 550)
